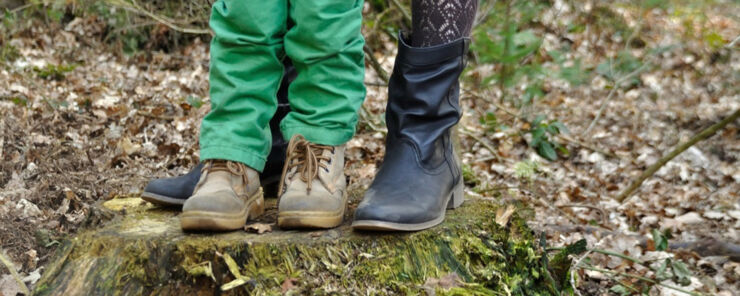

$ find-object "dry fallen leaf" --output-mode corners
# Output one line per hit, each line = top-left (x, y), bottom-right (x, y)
(281, 278), (298, 293)
(422, 273), (462, 294)
(118, 137), (141, 155)
(244, 223), (272, 234)
(495, 204), (516, 227)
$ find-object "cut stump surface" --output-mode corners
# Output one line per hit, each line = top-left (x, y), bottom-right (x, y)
(35, 195), (551, 295)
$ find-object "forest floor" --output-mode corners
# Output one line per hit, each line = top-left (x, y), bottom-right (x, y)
(1, 0), (739, 295)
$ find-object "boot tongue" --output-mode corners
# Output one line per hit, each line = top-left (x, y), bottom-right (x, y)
(199, 161), (241, 194)
(198, 170), (232, 194)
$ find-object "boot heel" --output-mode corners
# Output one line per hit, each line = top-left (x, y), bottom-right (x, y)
(447, 180), (465, 209)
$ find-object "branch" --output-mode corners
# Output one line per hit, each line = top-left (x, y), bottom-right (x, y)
(105, 0), (211, 35)
(578, 264), (703, 296)
(582, 61), (650, 135)
(459, 127), (501, 161)
(364, 45), (390, 83)
(0, 248), (30, 295)
(616, 108), (740, 203)
(389, 0), (412, 26)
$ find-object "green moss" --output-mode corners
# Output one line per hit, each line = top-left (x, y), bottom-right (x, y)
(35, 198), (557, 295)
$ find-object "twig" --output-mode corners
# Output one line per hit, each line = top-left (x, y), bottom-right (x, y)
(578, 264), (703, 296)
(8, 3), (33, 14)
(0, 248), (30, 295)
(583, 61), (651, 135)
(569, 234), (610, 296)
(548, 247), (646, 266)
(557, 134), (620, 159)
(105, 0), (211, 35)
(363, 45), (390, 83)
(459, 127), (501, 161)
(616, 108), (740, 203)
(358, 105), (386, 133)
(557, 203), (607, 226)
(465, 89), (623, 159)
(726, 35), (740, 48)
(389, 0), (412, 26)
(463, 88), (520, 118)
(136, 110), (177, 120)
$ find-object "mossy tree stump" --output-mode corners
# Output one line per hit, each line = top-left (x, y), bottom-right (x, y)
(35, 194), (558, 295)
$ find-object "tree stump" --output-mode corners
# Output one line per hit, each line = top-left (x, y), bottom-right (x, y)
(34, 194), (554, 295)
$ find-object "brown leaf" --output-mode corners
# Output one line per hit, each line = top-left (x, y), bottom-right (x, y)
(495, 204), (516, 227)
(118, 137), (140, 155)
(281, 278), (298, 293)
(244, 223), (272, 234)
(423, 273), (462, 293)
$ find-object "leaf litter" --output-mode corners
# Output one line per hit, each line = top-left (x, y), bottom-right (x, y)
(0, 0), (738, 294)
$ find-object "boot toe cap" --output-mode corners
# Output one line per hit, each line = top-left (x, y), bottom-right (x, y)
(183, 190), (244, 214)
(354, 200), (434, 224)
(278, 190), (343, 213)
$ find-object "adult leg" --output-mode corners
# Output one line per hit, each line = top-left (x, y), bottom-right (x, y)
(352, 0), (478, 231)
(411, 0), (478, 47)
(276, 0), (365, 229)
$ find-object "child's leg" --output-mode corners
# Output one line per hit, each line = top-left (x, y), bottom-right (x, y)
(280, 0), (365, 146)
(275, 0), (364, 229)
(182, 0), (289, 231)
(200, 0), (288, 172)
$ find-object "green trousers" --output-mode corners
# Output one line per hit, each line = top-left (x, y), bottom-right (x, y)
(200, 0), (366, 171)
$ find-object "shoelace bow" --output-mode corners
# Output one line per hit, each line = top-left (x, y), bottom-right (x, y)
(201, 160), (249, 187)
(279, 135), (333, 195)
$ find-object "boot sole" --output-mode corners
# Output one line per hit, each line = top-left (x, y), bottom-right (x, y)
(277, 193), (346, 229)
(180, 188), (265, 232)
(141, 192), (185, 206)
(351, 180), (464, 232)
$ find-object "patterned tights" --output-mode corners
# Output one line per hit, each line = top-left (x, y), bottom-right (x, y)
(411, 0), (479, 47)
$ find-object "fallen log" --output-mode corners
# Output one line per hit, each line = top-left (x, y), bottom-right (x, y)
(35, 195), (558, 295)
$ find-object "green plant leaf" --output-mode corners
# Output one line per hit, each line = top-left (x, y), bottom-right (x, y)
(671, 260), (692, 286)
(537, 141), (557, 161)
(655, 259), (670, 281)
(549, 121), (569, 134)
(610, 284), (632, 296)
(651, 229), (668, 251)
(548, 239), (587, 287)
(186, 96), (203, 109)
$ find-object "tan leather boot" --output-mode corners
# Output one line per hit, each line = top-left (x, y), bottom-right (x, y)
(180, 160), (264, 231)
(277, 135), (347, 229)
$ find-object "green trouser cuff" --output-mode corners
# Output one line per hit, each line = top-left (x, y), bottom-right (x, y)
(200, 144), (267, 172)
(280, 124), (356, 146)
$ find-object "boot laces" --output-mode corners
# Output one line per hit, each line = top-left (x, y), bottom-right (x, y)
(279, 134), (333, 195)
(201, 160), (249, 188)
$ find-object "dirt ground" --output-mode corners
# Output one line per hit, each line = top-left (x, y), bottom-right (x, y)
(1, 0), (738, 294)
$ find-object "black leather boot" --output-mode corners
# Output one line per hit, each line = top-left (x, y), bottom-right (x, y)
(352, 34), (469, 231)
(141, 61), (297, 206)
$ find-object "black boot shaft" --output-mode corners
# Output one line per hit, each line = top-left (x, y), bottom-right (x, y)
(386, 35), (469, 167)
(353, 35), (469, 231)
